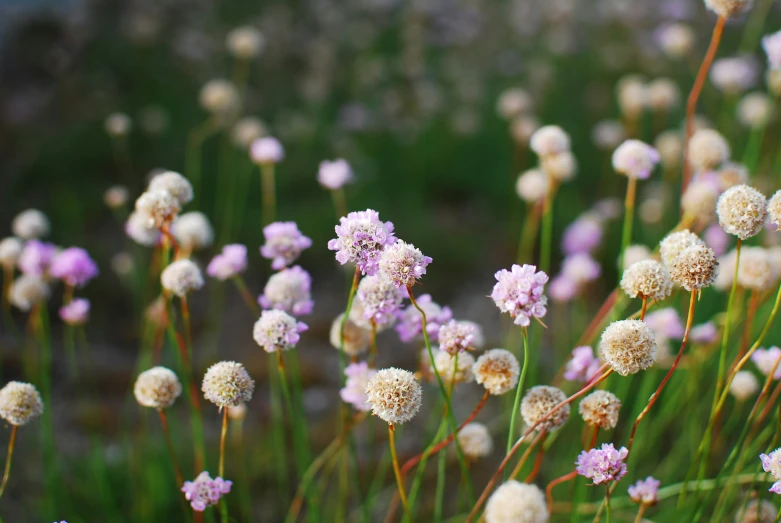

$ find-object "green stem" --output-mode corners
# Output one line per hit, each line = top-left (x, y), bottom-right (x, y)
(0, 426), (17, 500)
(506, 327), (529, 472)
(539, 183), (556, 274)
(186, 119), (217, 207)
(261, 163), (276, 226)
(618, 176), (637, 272)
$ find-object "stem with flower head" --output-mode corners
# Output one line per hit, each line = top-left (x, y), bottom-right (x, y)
(0, 426), (17, 500)
(506, 327), (529, 472)
(388, 424), (412, 520)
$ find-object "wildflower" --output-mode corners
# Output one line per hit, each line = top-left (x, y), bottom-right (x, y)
(622, 245), (652, 270)
(231, 117), (266, 148)
(612, 140), (660, 179)
(206, 244), (247, 280)
(767, 190), (781, 229)
(395, 294), (452, 342)
(317, 159), (353, 190)
(250, 136), (284, 165)
(148, 171), (194, 206)
(0, 237), (22, 270)
(515, 169), (549, 203)
(760, 448), (781, 494)
(355, 275), (403, 327)
(529, 125), (570, 157)
(126, 211), (161, 246)
(564, 346), (602, 383)
(172, 212), (214, 252)
(521, 385), (569, 432)
(541, 151), (577, 182)
(688, 129), (730, 171)
(562, 216), (603, 256)
(645, 308), (685, 340)
(738, 92), (774, 129)
(628, 476), (660, 505)
(592, 120), (626, 151)
(656, 23), (694, 59)
(18, 240), (57, 276)
(135, 190), (181, 229)
(10, 275), (49, 311)
(704, 223), (730, 257)
(738, 247), (777, 290)
(473, 349), (520, 395)
(261, 221), (312, 270)
(0, 381), (43, 427)
(227, 403), (247, 421)
(329, 313), (370, 356)
(365, 368), (422, 424)
(616, 75), (648, 120)
(432, 350), (475, 385)
(548, 275), (578, 302)
(717, 185), (767, 240)
(763, 30), (781, 70)
(457, 423), (493, 460)
(104, 185), (129, 209)
(327, 210), (395, 276)
(751, 347), (781, 379)
(340, 362), (376, 411)
(252, 309), (308, 353)
(579, 390), (621, 430)
(59, 298), (89, 326)
(199, 79), (240, 117)
(12, 209), (49, 240)
(681, 180), (719, 223)
(600, 320), (657, 376)
(510, 115), (540, 145)
(562, 253), (601, 285)
(496, 88), (532, 120)
(50, 247), (99, 288)
(161, 259), (204, 297)
(181, 471), (232, 511)
(438, 320), (479, 354)
(730, 371), (759, 402)
(105, 112), (131, 137)
(134, 367), (182, 410)
(226, 26), (264, 59)
(258, 266), (313, 316)
(659, 229), (704, 268)
(691, 322), (718, 344)
(655, 131), (683, 170)
(710, 56), (758, 94)
(704, 0), (750, 19)
(648, 78), (680, 112)
(620, 260), (673, 302)
(378, 240), (432, 288)
(576, 443), (629, 484)
(202, 361), (255, 409)
(670, 244), (719, 291)
(490, 264), (548, 327)
(484, 481), (548, 523)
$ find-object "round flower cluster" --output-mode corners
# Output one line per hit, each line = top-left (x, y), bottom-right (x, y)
(704, 0), (749, 18)
(261, 221), (312, 270)
(202, 361), (255, 409)
(0, 237), (22, 269)
(199, 79), (239, 117)
(148, 171), (193, 206)
(355, 275), (403, 327)
(457, 422), (493, 460)
(628, 476), (660, 506)
(670, 244), (719, 291)
(599, 320), (657, 376)
(490, 264), (548, 327)
(161, 259), (204, 297)
(432, 350), (475, 386)
(181, 471), (233, 512)
(378, 240), (432, 288)
(317, 159), (353, 190)
(620, 260), (673, 301)
(0, 381), (44, 426)
(769, 190), (781, 229)
(258, 266), (314, 316)
(729, 371), (759, 402)
(484, 481), (548, 523)
(529, 125), (570, 157)
(437, 320), (478, 354)
(688, 129), (730, 171)
(760, 448), (781, 494)
(172, 212), (213, 252)
(659, 229), (704, 268)
(18, 240), (56, 276)
(12, 209), (49, 240)
(135, 190), (181, 229)
(575, 443), (629, 485)
(252, 309), (308, 353)
(207, 244), (248, 280)
(395, 294), (452, 342)
(329, 314), (370, 356)
(59, 298), (90, 326)
(134, 367), (182, 410)
(251, 137), (284, 165)
(365, 368), (422, 425)
(520, 385), (569, 433)
(681, 180), (719, 223)
(473, 349), (520, 395)
(579, 390), (622, 430)
(717, 185), (767, 240)
(328, 210), (396, 276)
(226, 26), (264, 59)
(10, 274), (50, 312)
(50, 247), (99, 288)
(737, 247), (777, 290)
(339, 362), (376, 412)
(564, 346), (601, 383)
(611, 140), (660, 179)
(515, 169), (548, 203)
(126, 211), (161, 246)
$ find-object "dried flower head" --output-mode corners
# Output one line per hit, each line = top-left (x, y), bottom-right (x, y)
(457, 422), (493, 460)
(704, 0), (749, 18)
(738, 92), (774, 129)
(496, 88), (532, 120)
(735, 499), (776, 523)
(365, 367), (422, 424)
(356, 275), (403, 327)
(104, 185), (129, 209)
(490, 264), (548, 327)
(10, 274), (50, 311)
(59, 298), (90, 326)
(433, 349), (475, 385)
(395, 294), (452, 342)
(134, 367), (182, 410)
(329, 313), (370, 356)
(135, 190), (181, 229)
(172, 212), (213, 252)
(541, 151), (577, 182)
(529, 125), (570, 157)
(564, 346), (602, 382)
(340, 362), (376, 411)
(378, 240), (432, 288)
(689, 129), (730, 171)
(592, 120), (626, 151)
(620, 260), (673, 301)
(628, 476), (660, 506)
(328, 210), (396, 276)
(181, 471), (232, 512)
(655, 131), (683, 170)
(258, 266), (313, 316)
(717, 185), (768, 239)
(261, 221), (312, 270)
(438, 320), (479, 354)
(105, 112), (131, 137)
(670, 244), (720, 291)
(126, 211), (161, 246)
(600, 319), (657, 376)
(0, 237), (22, 269)
(474, 349), (520, 395)
(644, 307), (685, 341)
(612, 140), (660, 179)
(648, 78), (680, 112)
(761, 448), (781, 494)
(657, 23), (695, 59)
(12, 209), (49, 240)
(317, 159), (354, 190)
(207, 244), (247, 280)
(50, 247), (99, 288)
(0, 381), (43, 426)
(659, 229), (705, 268)
(202, 361), (255, 409)
(231, 117), (267, 148)
(148, 171), (194, 206)
(250, 136), (284, 164)
(521, 385), (569, 432)
(711, 56), (759, 95)
(515, 169), (549, 203)
(485, 481), (548, 523)
(718, 163), (750, 191)
(226, 26), (264, 59)
(199, 79), (240, 116)
(253, 309), (308, 353)
(737, 247), (777, 290)
(622, 244), (652, 270)
(576, 443), (629, 484)
(161, 259), (204, 297)
(769, 190), (781, 229)
(730, 370), (759, 402)
(681, 180), (719, 223)
(579, 390), (622, 430)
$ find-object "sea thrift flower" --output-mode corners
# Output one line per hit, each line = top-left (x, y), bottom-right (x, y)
(592, 120), (626, 151)
(612, 140), (660, 179)
(59, 298), (89, 326)
(717, 185), (768, 240)
(690, 322), (718, 344)
(395, 294), (452, 342)
(561, 253), (601, 285)
(206, 244), (247, 280)
(648, 78), (680, 112)
(760, 448), (781, 494)
(181, 471), (232, 511)
(659, 229), (704, 268)
(576, 443), (629, 484)
(529, 125), (570, 157)
(548, 275), (578, 303)
(621, 260), (673, 301)
(202, 361), (255, 408)
(711, 56), (759, 94)
(541, 151), (577, 182)
(473, 349), (520, 395)
(704, 223), (730, 256)
(622, 245), (652, 270)
(738, 92), (774, 129)
(126, 211), (161, 246)
(355, 275), (403, 326)
(329, 313), (370, 356)
(457, 422), (493, 460)
(752, 347), (781, 380)
(670, 244), (719, 291)
(250, 136), (284, 164)
(490, 264), (548, 327)
(18, 240), (56, 276)
(172, 212), (214, 252)
(600, 320), (657, 376)
(616, 75), (648, 120)
(10, 275), (50, 311)
(104, 185), (129, 209)
(135, 190), (181, 229)
(681, 180), (718, 223)
(655, 131), (683, 170)
(438, 320), (478, 354)
(232, 117), (266, 147)
(628, 476), (660, 505)
(161, 259), (204, 297)
(261, 221), (313, 270)
(0, 382), (43, 426)
(252, 309), (308, 352)
(689, 129), (730, 171)
(365, 368), (422, 424)
(730, 371), (759, 401)
(579, 390), (621, 430)
(148, 170), (193, 206)
(327, 210), (395, 276)
(199, 79), (239, 117)
(515, 169), (548, 203)
(564, 346), (602, 382)
(763, 30), (781, 70)
(769, 190), (781, 229)
(340, 362), (376, 411)
(378, 240), (431, 288)
(645, 308), (685, 340)
(510, 115), (541, 145)
(484, 481), (548, 523)
(496, 88), (532, 119)
(718, 163), (749, 191)
(105, 112), (131, 136)
(317, 159), (353, 190)
(12, 209), (49, 239)
(50, 247), (99, 287)
(134, 367), (182, 409)
(521, 385), (569, 433)
(656, 23), (695, 59)
(704, 0), (750, 19)
(562, 216), (603, 255)
(258, 266), (313, 316)
(737, 247), (777, 290)
(432, 350), (475, 385)
(0, 237), (22, 269)
(226, 26), (264, 59)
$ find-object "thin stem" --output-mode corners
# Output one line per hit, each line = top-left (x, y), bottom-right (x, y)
(640, 297), (648, 321)
(604, 485), (611, 523)
(539, 180), (557, 274)
(0, 426), (17, 499)
(261, 163), (276, 226)
(618, 176), (637, 271)
(506, 327), (529, 471)
(369, 320), (378, 369)
(158, 410), (184, 487)
(331, 188), (347, 220)
(546, 426), (599, 512)
(389, 424), (411, 521)
(220, 407), (229, 523)
(186, 119), (216, 206)
(518, 202), (542, 264)
(633, 504), (647, 523)
(714, 239), (742, 406)
(231, 276), (261, 316)
(509, 430), (546, 480)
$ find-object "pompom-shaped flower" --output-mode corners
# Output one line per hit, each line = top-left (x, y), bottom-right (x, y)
(438, 320), (478, 354)
(328, 210), (396, 276)
(329, 313), (370, 356)
(763, 30), (781, 70)
(490, 264), (548, 327)
(738, 247), (777, 290)
(659, 229), (705, 268)
(0, 381), (43, 426)
(515, 169), (548, 203)
(260, 221), (312, 270)
(226, 26), (264, 59)
(704, 0), (749, 18)
(10, 274), (50, 311)
(530, 125), (570, 157)
(202, 361), (255, 409)
(576, 443), (629, 485)
(172, 212), (214, 252)
(496, 88), (532, 120)
(365, 368), (422, 425)
(730, 370), (759, 402)
(395, 294), (452, 342)
(258, 266), (313, 316)
(12, 209), (49, 240)
(612, 140), (660, 179)
(181, 471), (232, 512)
(691, 322), (719, 344)
(599, 320), (657, 376)
(562, 216), (603, 256)
(628, 476), (660, 506)
(250, 136), (284, 165)
(484, 481), (548, 523)
(564, 346), (602, 382)
(541, 151), (577, 182)
(356, 275), (403, 326)
(769, 190), (781, 229)
(126, 211), (161, 246)
(134, 367), (182, 410)
(199, 79), (239, 116)
(317, 159), (353, 190)
(521, 385), (569, 433)
(0, 237), (23, 269)
(252, 309), (308, 353)
(474, 349), (520, 395)
(18, 240), (56, 276)
(161, 259), (204, 297)
(689, 129), (730, 171)
(232, 117), (266, 147)
(457, 422), (493, 460)
(751, 347), (781, 379)
(148, 170), (193, 206)
(135, 190), (181, 229)
(579, 390), (622, 430)
(681, 180), (719, 223)
(340, 362), (376, 411)
(760, 448), (781, 494)
(670, 244), (719, 291)
(622, 244), (652, 270)
(432, 349), (475, 385)
(207, 244), (247, 280)
(378, 240), (432, 288)
(718, 185), (767, 240)
(620, 260), (672, 301)
(49, 247), (99, 288)
(59, 298), (90, 326)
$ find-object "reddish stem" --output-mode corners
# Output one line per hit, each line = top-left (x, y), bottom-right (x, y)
(577, 290), (618, 346)
(523, 433), (548, 483)
(546, 426), (599, 513)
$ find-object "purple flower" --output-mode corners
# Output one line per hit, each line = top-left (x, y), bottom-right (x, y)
(356, 275), (403, 326)
(318, 159), (353, 190)
(763, 30), (781, 70)
(207, 244), (247, 280)
(260, 222), (312, 270)
(250, 137), (284, 164)
(561, 253), (601, 285)
(490, 264), (548, 327)
(181, 471), (232, 511)
(549, 275), (578, 303)
(252, 309), (308, 353)
(562, 217), (603, 256)
(49, 247), (99, 288)
(690, 322), (718, 344)
(704, 223), (730, 257)
(575, 443), (629, 485)
(564, 346), (601, 382)
(378, 241), (432, 288)
(628, 476), (660, 505)
(258, 266), (313, 316)
(752, 347), (781, 380)
(18, 240), (57, 276)
(612, 140), (660, 179)
(437, 320), (478, 354)
(340, 361), (376, 411)
(396, 294), (452, 343)
(327, 210), (396, 276)
(761, 448), (781, 494)
(59, 298), (90, 326)
(644, 308), (685, 340)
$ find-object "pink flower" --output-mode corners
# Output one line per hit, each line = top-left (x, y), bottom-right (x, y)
(752, 347), (781, 379)
(576, 443), (629, 485)
(760, 448), (781, 494)
(181, 471), (232, 511)
(318, 159), (353, 190)
(250, 137), (284, 164)
(763, 30), (781, 70)
(564, 346), (601, 382)
(644, 308), (685, 340)
(438, 320), (478, 354)
(628, 476), (660, 505)
(261, 222), (312, 270)
(18, 240), (57, 276)
(207, 244), (247, 280)
(340, 362), (376, 411)
(328, 210), (396, 276)
(562, 217), (603, 256)
(490, 264), (548, 327)
(690, 322), (718, 344)
(396, 294), (451, 343)
(549, 275), (578, 303)
(49, 247), (99, 288)
(59, 298), (89, 326)
(258, 266), (313, 316)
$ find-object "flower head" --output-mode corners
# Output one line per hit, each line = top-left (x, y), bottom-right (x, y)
(199, 80), (239, 117)
(432, 350), (475, 385)
(258, 266), (313, 316)
(496, 88), (532, 119)
(161, 259), (204, 297)
(579, 390), (622, 430)
(134, 367), (182, 410)
(207, 244), (247, 280)
(670, 244), (719, 291)
(763, 30), (781, 70)
(135, 190), (181, 229)
(340, 362), (376, 411)
(691, 322), (719, 344)
(612, 140), (660, 179)
(252, 309), (308, 353)
(689, 129), (730, 171)
(378, 240), (431, 288)
(659, 229), (705, 268)
(515, 169), (548, 203)
(126, 211), (161, 246)
(458, 422), (493, 460)
(202, 361), (255, 409)
(717, 185), (767, 240)
(490, 264), (548, 327)
(12, 209), (49, 239)
(172, 212), (213, 252)
(769, 190), (781, 229)
(562, 216), (603, 256)
(576, 443), (629, 484)
(0, 381), (43, 426)
(250, 136), (284, 164)
(226, 26), (264, 59)
(485, 481), (548, 523)
(395, 294), (452, 342)
(148, 171), (193, 206)
(761, 448), (781, 494)
(59, 298), (90, 326)
(620, 260), (672, 302)
(564, 346), (602, 383)
(735, 499), (777, 522)
(438, 320), (479, 354)
(327, 210), (395, 276)
(530, 125), (570, 157)
(181, 471), (232, 511)
(329, 313), (370, 356)
(751, 347), (781, 379)
(521, 385), (569, 433)
(628, 476), (660, 506)
(261, 221), (312, 270)
(365, 367), (422, 425)
(0, 237), (23, 269)
(10, 275), (50, 311)
(318, 159), (353, 190)
(599, 320), (657, 376)
(644, 308), (685, 340)
(50, 247), (99, 288)
(473, 349), (520, 395)
(738, 247), (777, 290)
(18, 240), (57, 276)
(730, 370), (759, 401)
(356, 275), (404, 326)
(561, 253), (601, 285)
(704, 0), (749, 18)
